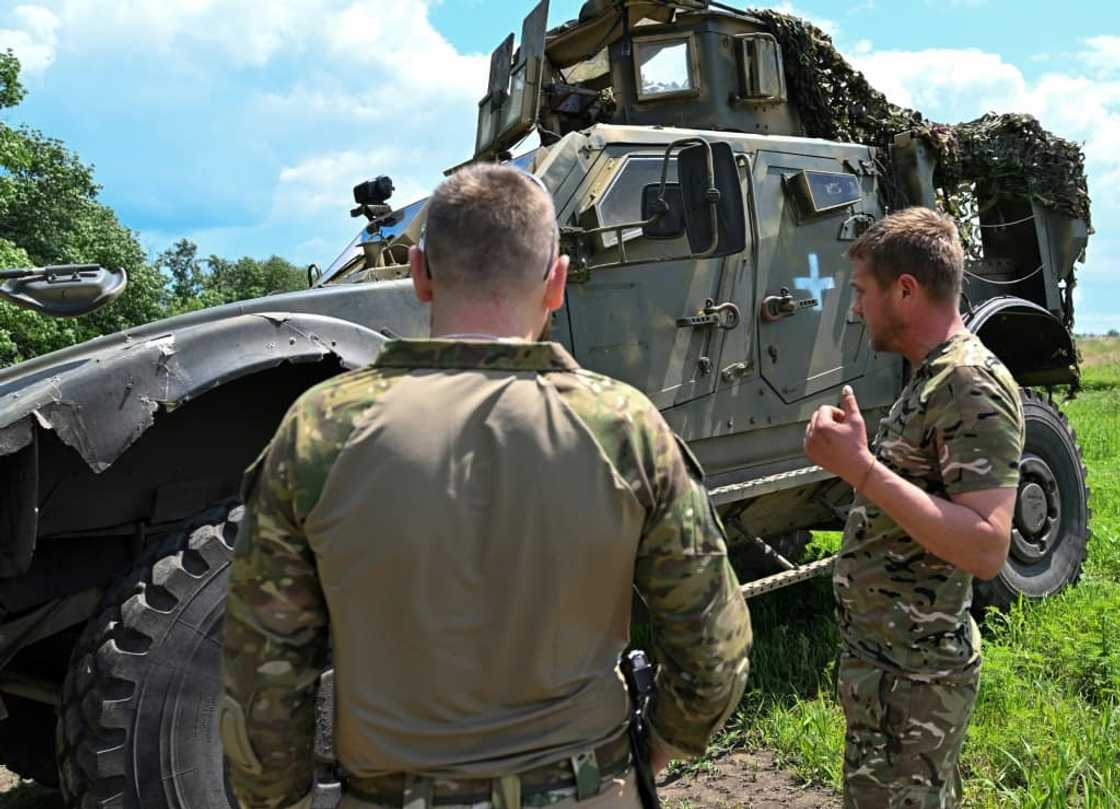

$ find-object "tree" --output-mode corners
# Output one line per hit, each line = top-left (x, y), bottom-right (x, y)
(0, 52), (164, 366)
(153, 241), (306, 314)
(156, 239), (208, 314)
(0, 53), (307, 368)
(0, 50), (25, 110)
(204, 254), (306, 304)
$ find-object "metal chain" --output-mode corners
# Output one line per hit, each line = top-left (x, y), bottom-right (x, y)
(977, 213), (1035, 229)
(963, 264), (1044, 286)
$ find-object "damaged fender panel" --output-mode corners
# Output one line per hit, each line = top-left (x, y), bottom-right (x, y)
(0, 313), (385, 576)
(0, 312), (387, 475)
(0, 313), (384, 576)
(0, 429), (37, 576)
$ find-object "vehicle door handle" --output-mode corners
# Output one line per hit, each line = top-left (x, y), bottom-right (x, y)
(677, 299), (741, 330)
(760, 287), (818, 322)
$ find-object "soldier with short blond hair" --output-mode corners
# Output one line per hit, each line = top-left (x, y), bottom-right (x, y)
(804, 207), (1024, 808)
(220, 163), (752, 809)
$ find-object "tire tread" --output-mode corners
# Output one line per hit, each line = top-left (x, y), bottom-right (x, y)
(973, 389), (1092, 613)
(56, 500), (240, 809)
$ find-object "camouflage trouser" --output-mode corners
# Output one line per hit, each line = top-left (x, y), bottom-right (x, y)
(837, 652), (979, 809)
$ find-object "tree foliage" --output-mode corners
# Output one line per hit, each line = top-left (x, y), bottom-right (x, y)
(0, 53), (309, 367)
(0, 50), (25, 110)
(155, 239), (306, 315)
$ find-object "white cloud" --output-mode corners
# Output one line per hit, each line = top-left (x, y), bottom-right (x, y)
(851, 44), (1120, 332)
(0, 0), (491, 264)
(1083, 35), (1120, 76)
(852, 48), (1120, 206)
(0, 5), (59, 74)
(276, 148), (429, 216)
(772, 2), (839, 37)
(851, 48), (1027, 114)
(35, 0), (327, 67)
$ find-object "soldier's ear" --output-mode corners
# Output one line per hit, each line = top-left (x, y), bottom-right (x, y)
(897, 273), (920, 300)
(409, 245), (433, 304)
(543, 254), (569, 312)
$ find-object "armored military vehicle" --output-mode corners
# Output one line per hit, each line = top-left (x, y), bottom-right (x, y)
(0, 1), (1091, 806)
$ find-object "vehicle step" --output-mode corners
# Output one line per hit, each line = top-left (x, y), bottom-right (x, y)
(740, 555), (836, 599)
(708, 465), (834, 505)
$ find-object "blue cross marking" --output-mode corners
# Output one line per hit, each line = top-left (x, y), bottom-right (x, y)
(794, 253), (835, 304)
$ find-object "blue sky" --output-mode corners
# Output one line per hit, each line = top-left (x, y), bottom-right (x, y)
(2, 0), (1118, 332)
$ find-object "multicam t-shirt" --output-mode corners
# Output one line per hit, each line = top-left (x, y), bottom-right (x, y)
(834, 330), (1024, 680)
(221, 339), (751, 809)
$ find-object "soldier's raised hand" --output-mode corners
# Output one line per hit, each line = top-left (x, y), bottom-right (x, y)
(803, 385), (874, 489)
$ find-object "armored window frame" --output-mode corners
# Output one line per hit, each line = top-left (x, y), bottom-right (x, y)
(787, 170), (862, 217)
(589, 153), (683, 251)
(737, 33), (786, 103)
(632, 33), (701, 102)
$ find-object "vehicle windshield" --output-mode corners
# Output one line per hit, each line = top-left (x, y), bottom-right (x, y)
(317, 148), (543, 287)
(318, 197), (428, 285)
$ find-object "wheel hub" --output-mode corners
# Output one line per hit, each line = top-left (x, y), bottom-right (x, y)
(1011, 455), (1061, 564)
(1017, 483), (1049, 534)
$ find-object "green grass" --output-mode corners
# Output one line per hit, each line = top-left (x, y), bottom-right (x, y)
(1078, 336), (1120, 391)
(718, 338), (1120, 807)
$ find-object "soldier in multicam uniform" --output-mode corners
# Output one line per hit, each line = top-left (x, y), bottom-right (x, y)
(803, 208), (1024, 808)
(219, 163), (752, 809)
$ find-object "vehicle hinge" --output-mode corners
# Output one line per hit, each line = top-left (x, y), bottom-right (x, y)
(677, 298), (741, 330)
(839, 213), (876, 241)
(760, 287), (818, 321)
(721, 361), (752, 382)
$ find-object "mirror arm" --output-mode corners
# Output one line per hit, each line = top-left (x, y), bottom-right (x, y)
(693, 197), (721, 259)
(0, 264), (103, 282)
(692, 141), (722, 259)
(653, 137), (725, 258)
(566, 135), (740, 278)
(571, 251), (700, 275)
(652, 137), (708, 207)
(570, 136), (717, 250)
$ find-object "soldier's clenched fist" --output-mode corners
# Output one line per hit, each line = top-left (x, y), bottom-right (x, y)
(803, 385), (874, 490)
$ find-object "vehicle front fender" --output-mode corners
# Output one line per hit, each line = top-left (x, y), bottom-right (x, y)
(0, 312), (386, 473)
(965, 296), (1078, 387)
(0, 312), (385, 577)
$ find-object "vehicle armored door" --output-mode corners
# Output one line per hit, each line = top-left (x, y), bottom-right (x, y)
(563, 150), (741, 410)
(752, 150), (878, 403)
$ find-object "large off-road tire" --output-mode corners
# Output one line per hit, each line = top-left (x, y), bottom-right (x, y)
(973, 389), (1091, 613)
(57, 502), (241, 809)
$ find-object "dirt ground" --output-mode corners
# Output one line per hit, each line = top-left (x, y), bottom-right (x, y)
(0, 768), (60, 809)
(660, 751), (839, 809)
(0, 754), (840, 809)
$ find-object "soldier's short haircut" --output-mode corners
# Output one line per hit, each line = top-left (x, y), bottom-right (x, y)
(423, 163), (558, 291)
(847, 207), (964, 303)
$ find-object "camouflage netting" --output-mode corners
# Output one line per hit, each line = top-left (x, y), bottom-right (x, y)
(747, 9), (1091, 229)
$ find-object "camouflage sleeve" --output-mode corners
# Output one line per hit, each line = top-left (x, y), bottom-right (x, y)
(926, 365), (1025, 495)
(635, 430), (752, 759)
(220, 400), (332, 809)
(555, 371), (751, 759)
